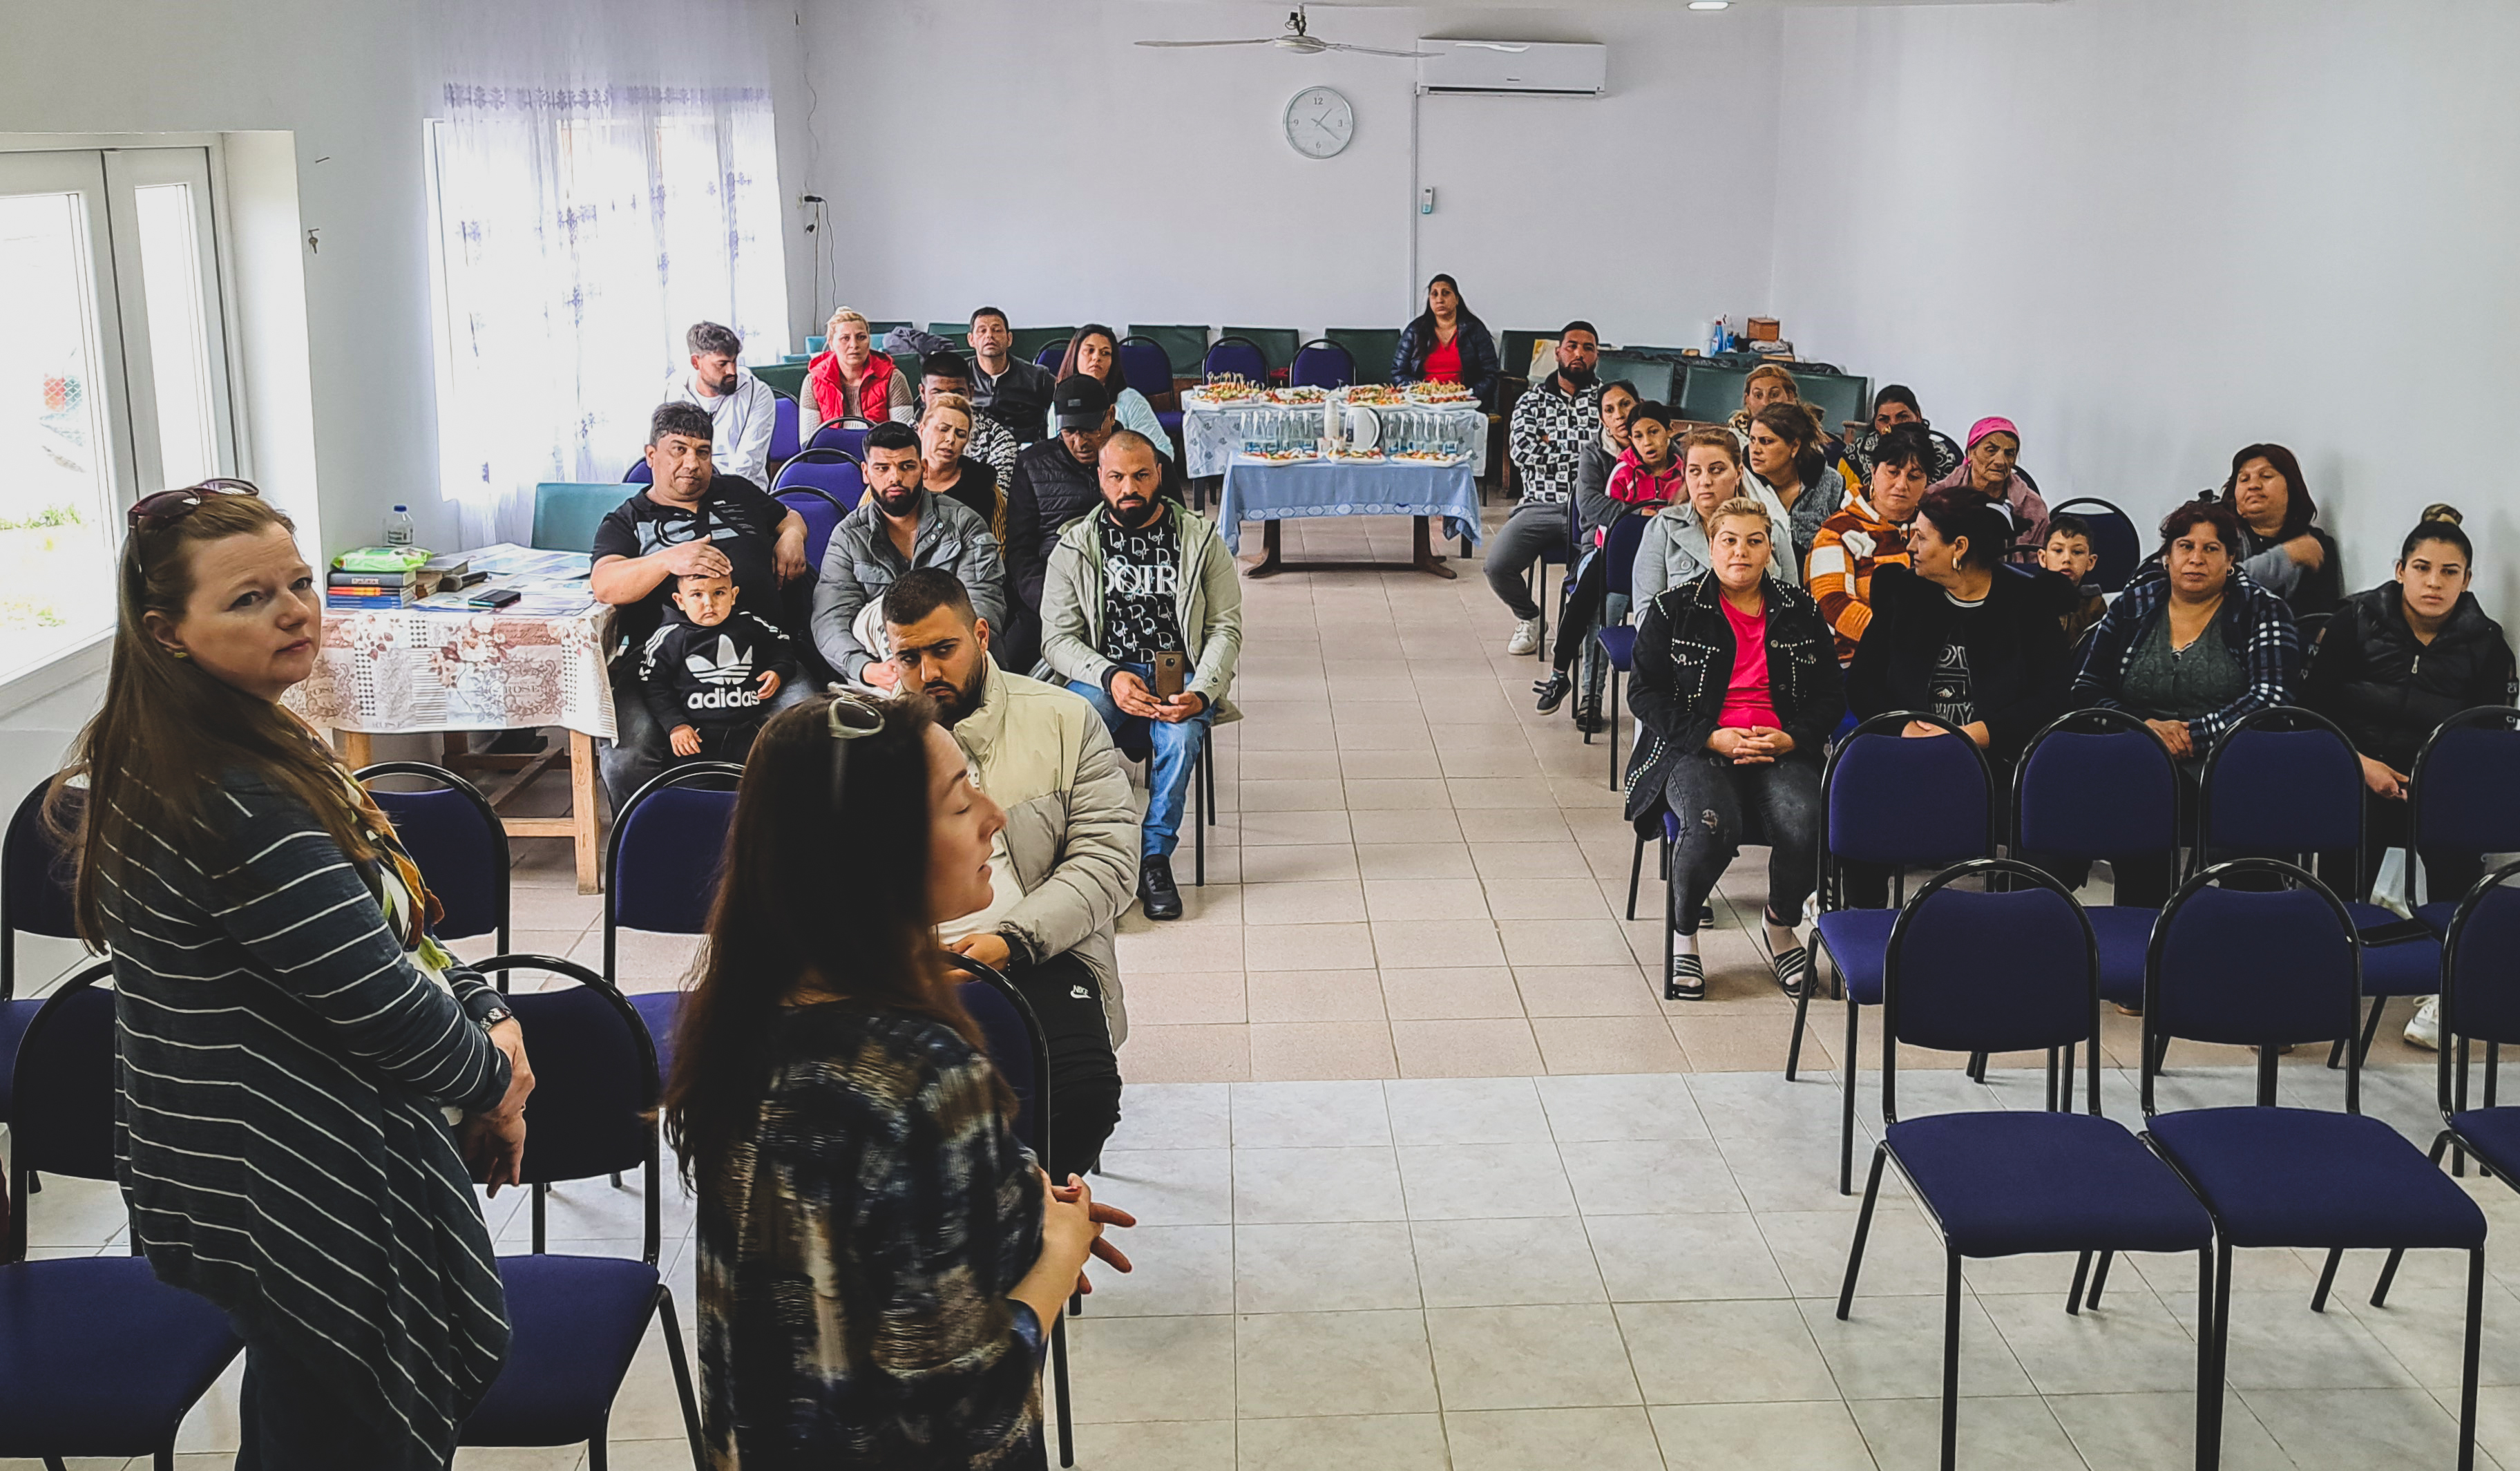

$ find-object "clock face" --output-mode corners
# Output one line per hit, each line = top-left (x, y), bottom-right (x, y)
(1284, 86), (1355, 160)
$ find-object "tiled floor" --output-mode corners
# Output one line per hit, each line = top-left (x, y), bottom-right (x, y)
(1, 506), (2483, 1468)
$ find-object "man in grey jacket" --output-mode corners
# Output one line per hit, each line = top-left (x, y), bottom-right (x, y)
(809, 420), (1006, 685)
(886, 567), (1134, 1178)
(1041, 429), (1241, 920)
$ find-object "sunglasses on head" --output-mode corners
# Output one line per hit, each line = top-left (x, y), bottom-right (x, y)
(128, 478), (261, 532)
(826, 691), (887, 810)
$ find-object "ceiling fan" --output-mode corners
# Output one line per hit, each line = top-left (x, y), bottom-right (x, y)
(1135, 8), (1477, 60)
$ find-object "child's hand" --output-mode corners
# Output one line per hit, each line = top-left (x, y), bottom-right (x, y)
(670, 724), (703, 757)
(756, 669), (782, 701)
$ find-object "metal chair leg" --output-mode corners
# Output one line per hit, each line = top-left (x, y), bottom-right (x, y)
(2195, 1246), (2220, 1471)
(2461, 1247), (2485, 1471)
(2088, 1250), (2114, 1310)
(2376, 1132), (2459, 1307)
(1940, 1250), (1963, 1471)
(1607, 666), (1623, 790)
(2204, 1240), (2234, 1471)
(1842, 996), (1861, 1195)
(1191, 742), (1206, 889)
(1626, 830), (1647, 920)
(2067, 1251), (2092, 1316)
(1838, 1146), (1888, 1318)
(1052, 1312), (1076, 1467)
(2311, 1246), (2342, 1313)
(656, 1291), (707, 1471)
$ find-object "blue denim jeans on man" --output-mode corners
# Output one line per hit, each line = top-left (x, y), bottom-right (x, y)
(1069, 661), (1212, 860)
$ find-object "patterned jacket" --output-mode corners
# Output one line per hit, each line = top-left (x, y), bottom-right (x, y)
(697, 1004), (1045, 1468)
(1805, 495), (1913, 661)
(1622, 573), (1846, 822)
(2070, 562), (2301, 746)
(1507, 374), (1604, 509)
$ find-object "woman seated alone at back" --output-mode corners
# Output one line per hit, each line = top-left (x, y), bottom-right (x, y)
(2070, 498), (2301, 904)
(1393, 272), (1501, 410)
(667, 693), (1133, 1465)
(1625, 496), (1844, 1003)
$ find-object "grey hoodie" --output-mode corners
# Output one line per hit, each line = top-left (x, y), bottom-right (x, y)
(809, 490), (1006, 681)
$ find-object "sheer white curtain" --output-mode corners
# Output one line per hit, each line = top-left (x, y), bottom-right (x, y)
(428, 0), (787, 546)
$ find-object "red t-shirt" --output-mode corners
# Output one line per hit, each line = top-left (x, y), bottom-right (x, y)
(1717, 595), (1782, 730)
(1423, 335), (1462, 382)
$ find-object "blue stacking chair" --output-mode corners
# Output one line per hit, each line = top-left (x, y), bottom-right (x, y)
(806, 419), (872, 460)
(773, 448), (865, 513)
(1837, 862), (2215, 1471)
(945, 953), (1080, 1465)
(1786, 712), (1997, 1196)
(1288, 339), (1354, 390)
(624, 458), (653, 484)
(771, 482), (849, 570)
(1, 779), (80, 1121)
(1033, 341), (1067, 372)
(2198, 706), (2441, 1065)
(607, 764), (743, 1090)
(1202, 336), (1268, 384)
(2137, 860), (2487, 1471)
(1118, 337), (1183, 446)
(2012, 709), (2181, 1017)
(2381, 860), (2520, 1273)
(457, 954), (705, 1470)
(2045, 497), (2142, 593)
(2406, 708), (2520, 936)
(1, 964), (245, 1466)
(356, 762), (510, 959)
(767, 390), (801, 466)
(1587, 511), (1653, 786)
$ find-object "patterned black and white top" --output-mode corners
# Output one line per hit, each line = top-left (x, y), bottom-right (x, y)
(1096, 509), (1186, 664)
(696, 1003), (1046, 1468)
(1507, 376), (1603, 508)
(99, 772), (515, 1464)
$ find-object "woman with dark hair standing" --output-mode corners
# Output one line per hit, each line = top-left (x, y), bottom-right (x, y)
(1393, 272), (1502, 410)
(2225, 442), (2341, 616)
(2070, 497), (2302, 904)
(52, 482), (531, 1468)
(667, 692), (1132, 1465)
(1050, 323), (1172, 457)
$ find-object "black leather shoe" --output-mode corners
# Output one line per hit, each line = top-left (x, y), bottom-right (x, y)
(1534, 671), (1572, 714)
(1139, 853), (1184, 921)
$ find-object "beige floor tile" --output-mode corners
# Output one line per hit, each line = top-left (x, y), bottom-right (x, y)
(1114, 922), (1245, 974)
(1380, 966), (1527, 1021)
(1498, 917), (1638, 968)
(1482, 876), (1614, 921)
(1391, 1018), (1545, 1078)
(1248, 1020), (1399, 1080)
(1514, 965), (1662, 1017)
(1237, 1219), (1422, 1313)
(1357, 841), (1479, 880)
(1470, 840), (1595, 880)
(1066, 1419), (1237, 1471)
(1239, 842), (1362, 883)
(1234, 1414), (1449, 1471)
(1447, 1407), (1666, 1471)
(1672, 1012), (1833, 1072)
(1456, 806), (1574, 842)
(1239, 809), (1353, 844)
(1339, 747), (1444, 779)
(1065, 1313), (1237, 1422)
(1363, 877), (1493, 921)
(1241, 879), (1368, 925)
(1241, 777), (1350, 812)
(1535, 1015), (1693, 1074)
(1243, 921), (1377, 971)
(1245, 968), (1388, 1023)
(1344, 777), (1454, 810)
(1118, 1024), (1252, 1083)
(1123, 971), (1247, 1026)
(1236, 1308), (1439, 1418)
(1239, 749), (1342, 781)
(1372, 918), (1508, 969)
(1426, 1303), (1641, 1410)
(1350, 807), (1467, 844)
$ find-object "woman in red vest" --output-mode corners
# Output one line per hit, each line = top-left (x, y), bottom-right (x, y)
(808, 307), (915, 428)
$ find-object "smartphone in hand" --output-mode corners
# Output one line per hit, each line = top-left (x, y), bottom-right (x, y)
(1152, 650), (1187, 700)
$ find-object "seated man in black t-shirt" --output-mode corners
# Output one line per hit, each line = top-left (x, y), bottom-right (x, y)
(591, 401), (813, 806)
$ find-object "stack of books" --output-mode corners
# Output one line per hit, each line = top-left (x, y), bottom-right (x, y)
(326, 569), (420, 611)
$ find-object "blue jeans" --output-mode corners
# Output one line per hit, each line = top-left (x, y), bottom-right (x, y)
(1071, 661), (1212, 860)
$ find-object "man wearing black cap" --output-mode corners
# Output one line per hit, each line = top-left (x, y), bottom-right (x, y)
(1004, 374), (1122, 625)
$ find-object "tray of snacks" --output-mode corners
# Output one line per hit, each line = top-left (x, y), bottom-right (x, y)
(1191, 378), (1266, 406)
(1266, 385), (1328, 405)
(1340, 384), (1408, 407)
(1406, 383), (1480, 406)
(1325, 447), (1386, 463)
(1242, 448), (1319, 464)
(1389, 448), (1464, 465)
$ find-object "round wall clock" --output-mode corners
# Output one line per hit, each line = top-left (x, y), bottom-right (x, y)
(1284, 86), (1355, 159)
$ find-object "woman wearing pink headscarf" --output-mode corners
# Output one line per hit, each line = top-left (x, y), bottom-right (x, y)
(1930, 416), (2050, 553)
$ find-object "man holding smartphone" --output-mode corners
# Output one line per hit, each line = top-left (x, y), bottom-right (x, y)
(1040, 430), (1242, 920)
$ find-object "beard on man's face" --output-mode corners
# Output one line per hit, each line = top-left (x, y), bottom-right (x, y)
(926, 661), (984, 724)
(714, 373), (740, 396)
(1107, 490), (1160, 528)
(875, 484), (922, 518)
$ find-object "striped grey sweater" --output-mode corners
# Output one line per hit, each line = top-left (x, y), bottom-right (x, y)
(97, 773), (514, 1463)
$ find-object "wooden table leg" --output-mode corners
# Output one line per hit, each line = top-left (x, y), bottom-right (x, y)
(1412, 517), (1459, 579)
(336, 730), (374, 769)
(1247, 519), (1286, 578)
(570, 728), (600, 894)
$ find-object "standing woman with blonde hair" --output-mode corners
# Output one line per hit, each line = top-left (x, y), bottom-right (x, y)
(808, 307), (916, 428)
(49, 481), (533, 1468)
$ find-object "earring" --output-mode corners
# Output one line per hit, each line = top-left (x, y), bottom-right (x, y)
(170, 648), (190, 660)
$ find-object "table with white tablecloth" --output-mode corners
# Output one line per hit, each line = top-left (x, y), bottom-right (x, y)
(1214, 455), (1482, 578)
(1180, 394), (1489, 480)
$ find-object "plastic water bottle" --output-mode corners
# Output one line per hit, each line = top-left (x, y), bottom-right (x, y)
(384, 505), (416, 547)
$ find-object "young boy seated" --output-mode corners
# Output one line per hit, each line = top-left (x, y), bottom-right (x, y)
(2040, 513), (2108, 643)
(638, 569), (796, 765)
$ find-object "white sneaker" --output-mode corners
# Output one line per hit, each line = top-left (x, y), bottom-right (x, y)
(2405, 995), (2441, 1052)
(1506, 617), (1543, 655)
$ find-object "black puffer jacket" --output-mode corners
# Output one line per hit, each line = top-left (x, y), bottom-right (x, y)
(1623, 573), (1846, 822)
(1846, 562), (2078, 768)
(1004, 439), (1100, 614)
(2302, 583), (2516, 771)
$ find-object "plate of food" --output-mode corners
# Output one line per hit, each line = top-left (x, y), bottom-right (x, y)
(1408, 383), (1479, 406)
(1193, 379), (1266, 406)
(1245, 448), (1317, 464)
(1267, 386), (1328, 405)
(1342, 384), (1407, 407)
(1326, 447), (1386, 463)
(1390, 449), (1462, 464)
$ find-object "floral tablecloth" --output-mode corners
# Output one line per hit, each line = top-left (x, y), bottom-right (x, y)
(286, 602), (618, 739)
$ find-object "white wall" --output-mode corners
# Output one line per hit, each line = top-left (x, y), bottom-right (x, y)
(793, 1), (1784, 352)
(1768, 0), (2520, 620)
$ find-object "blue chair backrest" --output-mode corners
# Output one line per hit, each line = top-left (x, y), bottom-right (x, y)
(2015, 714), (2179, 865)
(768, 392), (801, 463)
(2412, 712), (2520, 860)
(2047, 497), (2144, 594)
(2443, 864), (2520, 1048)
(5, 780), (82, 967)
(774, 485), (848, 568)
(1825, 718), (1994, 872)
(359, 766), (506, 944)
(807, 422), (870, 459)
(2150, 868), (2358, 1047)
(1033, 341), (1067, 371)
(1289, 340), (1354, 390)
(12, 965), (118, 1181)
(957, 977), (1042, 1156)
(1117, 339), (1173, 399)
(624, 459), (653, 484)
(531, 483), (629, 554)
(611, 776), (738, 938)
(1885, 862), (2094, 1060)
(507, 976), (653, 1186)
(1204, 336), (1268, 383)
(2202, 712), (2360, 857)
(1600, 512), (1650, 600)
(774, 450), (866, 513)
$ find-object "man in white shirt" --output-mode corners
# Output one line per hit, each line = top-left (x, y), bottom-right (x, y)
(661, 321), (777, 485)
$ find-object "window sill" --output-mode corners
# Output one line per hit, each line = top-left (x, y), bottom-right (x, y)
(0, 629), (112, 724)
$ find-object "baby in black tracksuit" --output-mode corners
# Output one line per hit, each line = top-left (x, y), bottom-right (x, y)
(636, 570), (797, 765)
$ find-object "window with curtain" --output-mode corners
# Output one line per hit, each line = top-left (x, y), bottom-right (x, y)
(427, 84), (787, 546)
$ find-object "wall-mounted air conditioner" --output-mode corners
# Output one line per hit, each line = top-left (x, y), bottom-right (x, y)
(1416, 40), (1607, 97)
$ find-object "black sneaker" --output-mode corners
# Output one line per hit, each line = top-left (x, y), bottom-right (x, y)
(1572, 702), (1603, 734)
(1665, 952), (1706, 1002)
(1138, 853), (1183, 921)
(1534, 671), (1572, 714)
